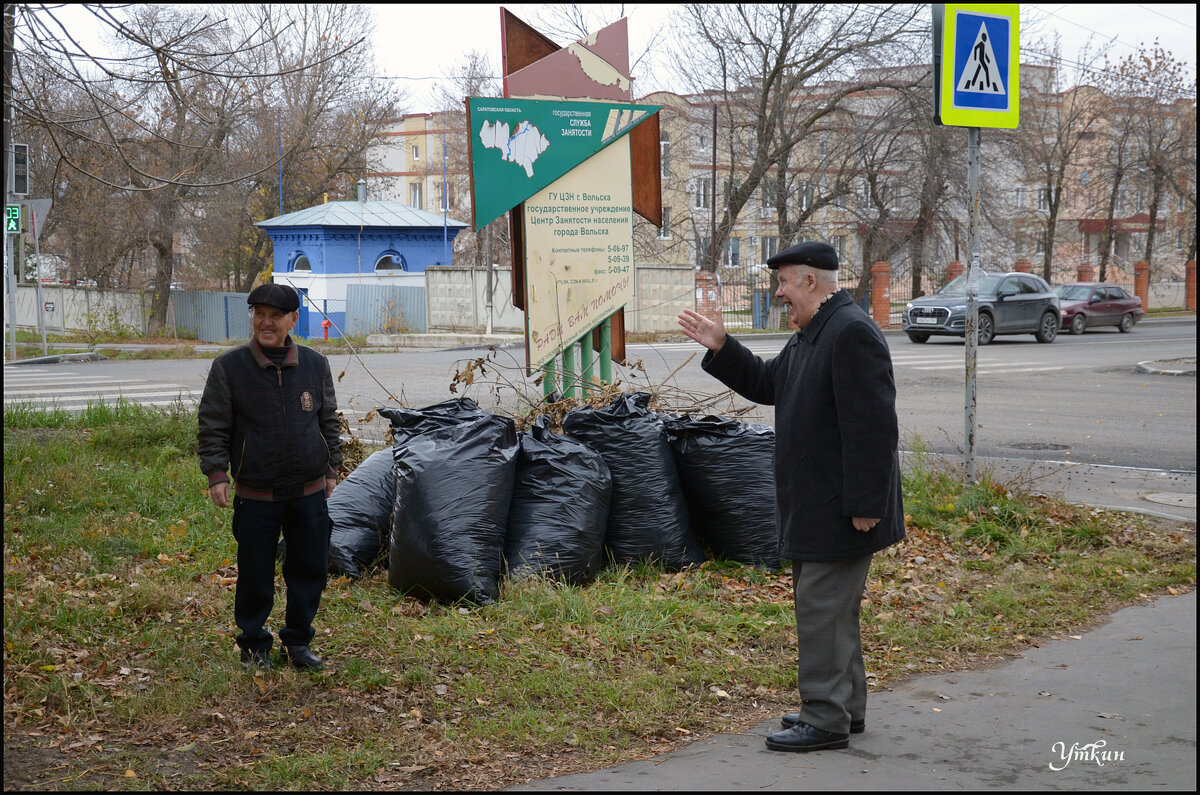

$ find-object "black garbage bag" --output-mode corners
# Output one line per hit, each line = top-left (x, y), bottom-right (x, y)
(562, 392), (705, 570)
(387, 408), (518, 605)
(326, 449), (396, 579)
(506, 415), (611, 585)
(377, 397), (492, 442)
(664, 415), (780, 567)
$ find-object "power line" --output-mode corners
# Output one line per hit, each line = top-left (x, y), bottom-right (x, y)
(1136, 4), (1196, 30)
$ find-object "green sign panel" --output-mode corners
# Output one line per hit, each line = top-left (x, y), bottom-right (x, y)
(5, 205), (20, 233)
(467, 97), (659, 230)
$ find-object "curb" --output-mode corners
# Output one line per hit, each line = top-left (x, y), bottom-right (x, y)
(5, 352), (106, 365)
(1137, 359), (1197, 376)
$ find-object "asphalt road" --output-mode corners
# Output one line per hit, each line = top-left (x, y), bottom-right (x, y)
(335, 320), (1197, 472)
(5, 319), (1195, 476)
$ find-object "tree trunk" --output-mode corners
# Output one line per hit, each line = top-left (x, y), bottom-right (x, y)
(1098, 171), (1123, 283)
(146, 198), (179, 336)
(1143, 169), (1164, 273)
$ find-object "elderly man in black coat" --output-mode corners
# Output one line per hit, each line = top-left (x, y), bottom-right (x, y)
(678, 241), (904, 752)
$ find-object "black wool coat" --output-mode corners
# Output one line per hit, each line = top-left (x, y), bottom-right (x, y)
(702, 290), (905, 561)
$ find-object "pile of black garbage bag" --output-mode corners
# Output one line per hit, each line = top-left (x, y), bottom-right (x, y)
(325, 393), (780, 606)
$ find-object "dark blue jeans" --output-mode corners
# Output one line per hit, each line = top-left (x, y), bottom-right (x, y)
(232, 491), (330, 652)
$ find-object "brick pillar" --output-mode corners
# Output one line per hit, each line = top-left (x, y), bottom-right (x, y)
(945, 261), (963, 284)
(1077, 262), (1094, 282)
(1134, 260), (1150, 311)
(695, 271), (719, 319)
(1185, 260), (1196, 311)
(1014, 257), (1032, 273)
(871, 261), (892, 327)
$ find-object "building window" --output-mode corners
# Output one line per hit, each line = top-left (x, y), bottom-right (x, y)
(1038, 188), (1050, 211)
(660, 133), (671, 179)
(834, 236), (846, 263)
(413, 145), (420, 160)
(437, 182), (451, 212)
(409, 183), (423, 209)
(729, 236), (740, 267)
(657, 207), (671, 240)
(292, 254), (311, 271)
(1015, 188), (1027, 209)
(761, 235), (779, 263)
(375, 253), (407, 272)
(760, 176), (778, 216)
(695, 177), (712, 210)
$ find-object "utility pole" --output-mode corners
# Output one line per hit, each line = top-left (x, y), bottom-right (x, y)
(5, 3), (19, 360)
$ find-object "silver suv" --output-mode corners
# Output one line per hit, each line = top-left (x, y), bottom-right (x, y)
(902, 272), (1061, 344)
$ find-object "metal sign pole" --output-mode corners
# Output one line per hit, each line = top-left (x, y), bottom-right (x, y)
(964, 126), (981, 485)
(4, 227), (13, 360)
(30, 204), (47, 355)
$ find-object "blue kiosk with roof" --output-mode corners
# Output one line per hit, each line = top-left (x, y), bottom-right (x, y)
(255, 187), (467, 338)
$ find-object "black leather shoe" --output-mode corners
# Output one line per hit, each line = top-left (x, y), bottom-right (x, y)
(781, 712), (865, 733)
(283, 645), (324, 671)
(239, 648), (273, 671)
(765, 721), (850, 752)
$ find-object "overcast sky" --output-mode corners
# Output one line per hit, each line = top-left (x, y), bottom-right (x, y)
(32, 3), (1200, 110)
(369, 3), (1198, 108)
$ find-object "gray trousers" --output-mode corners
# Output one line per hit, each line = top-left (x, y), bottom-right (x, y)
(791, 553), (874, 734)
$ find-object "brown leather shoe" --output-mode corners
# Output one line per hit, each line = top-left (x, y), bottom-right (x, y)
(781, 712), (864, 733)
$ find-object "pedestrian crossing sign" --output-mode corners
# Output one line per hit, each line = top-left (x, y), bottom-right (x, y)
(933, 4), (1020, 128)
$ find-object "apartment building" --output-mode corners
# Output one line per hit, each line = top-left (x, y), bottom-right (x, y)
(366, 65), (1195, 290)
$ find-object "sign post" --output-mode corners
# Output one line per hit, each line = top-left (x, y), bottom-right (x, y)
(934, 3), (1019, 484)
(467, 96), (659, 390)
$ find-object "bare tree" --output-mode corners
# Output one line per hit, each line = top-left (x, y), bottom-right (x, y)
(196, 5), (404, 291)
(670, 3), (925, 272)
(427, 49), (510, 270)
(1011, 38), (1108, 282)
(1124, 43), (1195, 274)
(9, 3), (373, 331)
(1090, 43), (1194, 281)
(1165, 97), (1197, 262)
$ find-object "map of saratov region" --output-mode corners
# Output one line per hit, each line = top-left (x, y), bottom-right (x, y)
(479, 119), (550, 178)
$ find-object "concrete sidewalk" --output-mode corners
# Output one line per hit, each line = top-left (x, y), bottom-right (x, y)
(510, 444), (1197, 792)
(512, 591), (1196, 791)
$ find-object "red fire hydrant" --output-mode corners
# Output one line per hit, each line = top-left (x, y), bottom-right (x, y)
(321, 318), (332, 340)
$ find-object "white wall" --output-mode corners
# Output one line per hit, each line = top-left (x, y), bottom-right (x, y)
(9, 285), (152, 335)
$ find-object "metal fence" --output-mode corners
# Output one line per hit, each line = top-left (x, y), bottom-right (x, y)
(169, 290), (250, 342)
(712, 265), (869, 329)
(163, 288), (427, 342)
(344, 284), (427, 335)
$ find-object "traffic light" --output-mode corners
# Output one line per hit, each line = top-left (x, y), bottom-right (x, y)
(4, 205), (20, 233)
(11, 143), (29, 196)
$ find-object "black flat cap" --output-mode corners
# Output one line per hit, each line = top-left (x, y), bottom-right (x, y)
(766, 241), (839, 270)
(247, 283), (300, 313)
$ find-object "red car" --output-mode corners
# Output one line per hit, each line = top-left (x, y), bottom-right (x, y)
(1055, 282), (1144, 335)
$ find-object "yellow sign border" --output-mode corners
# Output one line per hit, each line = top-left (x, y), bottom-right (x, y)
(939, 3), (1020, 128)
